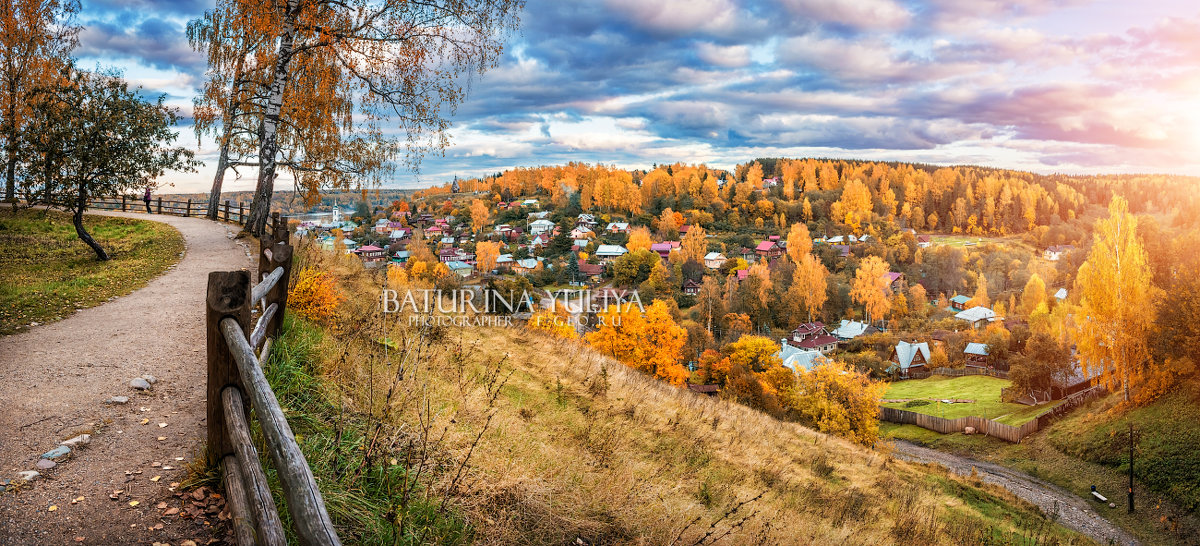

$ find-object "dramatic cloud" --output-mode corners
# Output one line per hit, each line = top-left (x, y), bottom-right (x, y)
(70, 0), (1200, 191)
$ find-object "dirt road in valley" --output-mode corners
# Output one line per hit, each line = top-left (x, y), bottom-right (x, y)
(0, 210), (253, 545)
(892, 440), (1139, 545)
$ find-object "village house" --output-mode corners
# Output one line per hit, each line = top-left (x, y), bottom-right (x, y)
(388, 228), (411, 242)
(355, 245), (386, 264)
(495, 254), (514, 272)
(949, 294), (971, 311)
(606, 222), (630, 234)
(651, 241), (680, 260)
(831, 244), (851, 258)
(955, 306), (998, 328)
(577, 261), (605, 284)
(373, 218), (390, 234)
(777, 343), (830, 373)
(831, 319), (879, 342)
(529, 233), (551, 250)
(738, 246), (757, 264)
(964, 343), (990, 368)
(513, 258), (542, 275)
(529, 219), (556, 236)
(786, 322), (838, 354)
(528, 211), (551, 220)
(882, 272), (905, 292)
(576, 213), (597, 228)
(704, 252), (727, 269)
(446, 260), (474, 278)
(890, 340), (931, 377)
(569, 226), (594, 240)
(1043, 245), (1076, 261)
(916, 234), (932, 248)
(1054, 288), (1068, 301)
(755, 240), (783, 259)
(390, 250), (410, 265)
(682, 279), (701, 296)
(595, 244), (628, 262)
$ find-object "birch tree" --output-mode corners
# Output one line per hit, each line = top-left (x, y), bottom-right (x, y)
(195, 0), (523, 235)
(1074, 197), (1160, 403)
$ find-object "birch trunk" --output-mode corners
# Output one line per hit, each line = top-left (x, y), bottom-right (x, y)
(206, 58), (246, 220)
(245, 1), (297, 236)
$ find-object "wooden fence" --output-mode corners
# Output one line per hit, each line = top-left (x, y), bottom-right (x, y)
(903, 366), (1009, 381)
(89, 195), (250, 225)
(879, 384), (1106, 443)
(206, 212), (340, 545)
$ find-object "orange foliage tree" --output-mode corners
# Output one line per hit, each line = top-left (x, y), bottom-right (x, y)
(586, 300), (688, 386)
(783, 359), (884, 446)
(289, 267), (343, 324)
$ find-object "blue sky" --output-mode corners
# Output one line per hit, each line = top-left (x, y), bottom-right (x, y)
(74, 0), (1200, 192)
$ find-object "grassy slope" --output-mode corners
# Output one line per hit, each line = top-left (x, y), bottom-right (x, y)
(883, 375), (1063, 425)
(881, 386), (1200, 544)
(264, 310), (1093, 544)
(0, 208), (185, 335)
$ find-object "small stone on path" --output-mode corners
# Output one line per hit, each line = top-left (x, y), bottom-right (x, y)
(61, 434), (91, 447)
(142, 374), (158, 384)
(130, 378), (151, 390)
(17, 470), (40, 482)
(42, 445), (71, 460)
(108, 396), (130, 404)
(35, 459), (57, 470)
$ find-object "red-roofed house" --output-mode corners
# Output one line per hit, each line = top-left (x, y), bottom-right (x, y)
(882, 272), (905, 292)
(755, 240), (782, 259)
(356, 245), (386, 263)
(578, 261), (605, 283)
(682, 279), (701, 296)
(786, 322), (838, 354)
(651, 241), (680, 260)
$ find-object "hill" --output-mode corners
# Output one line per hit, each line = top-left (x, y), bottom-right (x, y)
(251, 248), (1093, 544)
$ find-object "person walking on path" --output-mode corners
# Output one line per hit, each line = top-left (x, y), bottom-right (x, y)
(143, 186), (153, 213)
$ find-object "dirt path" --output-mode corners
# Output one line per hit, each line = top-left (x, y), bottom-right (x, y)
(892, 440), (1139, 545)
(0, 210), (253, 545)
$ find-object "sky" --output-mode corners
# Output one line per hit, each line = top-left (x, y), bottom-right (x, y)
(74, 0), (1200, 193)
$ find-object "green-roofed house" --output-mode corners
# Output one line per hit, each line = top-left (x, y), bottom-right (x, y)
(949, 294), (971, 311)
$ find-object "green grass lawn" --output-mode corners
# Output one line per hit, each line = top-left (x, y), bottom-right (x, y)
(882, 375), (1063, 425)
(0, 208), (184, 335)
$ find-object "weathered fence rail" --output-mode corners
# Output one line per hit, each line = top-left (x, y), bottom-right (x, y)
(206, 213), (340, 545)
(880, 384), (1107, 443)
(11, 190), (251, 225)
(903, 366), (1010, 381)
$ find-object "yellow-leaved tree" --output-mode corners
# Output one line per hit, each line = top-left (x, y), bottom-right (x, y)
(789, 254), (828, 322)
(783, 359), (884, 446)
(1020, 273), (1045, 315)
(527, 304), (577, 339)
(587, 300), (689, 386)
(289, 267), (343, 324)
(850, 256), (891, 323)
(475, 241), (501, 274)
(786, 222), (812, 265)
(831, 179), (872, 234)
(1074, 197), (1161, 403)
(469, 199), (490, 233)
(626, 226), (653, 252)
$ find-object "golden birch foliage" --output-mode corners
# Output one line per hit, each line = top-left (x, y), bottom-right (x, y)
(627, 226), (653, 252)
(585, 300), (689, 386)
(1074, 197), (1161, 403)
(475, 241), (501, 273)
(850, 256), (891, 322)
(469, 199), (490, 232)
(527, 304), (577, 340)
(681, 224), (707, 263)
(792, 254), (829, 322)
(785, 359), (884, 446)
(289, 267), (343, 324)
(1021, 273), (1046, 315)
(786, 222), (812, 264)
(970, 273), (990, 309)
(831, 179), (872, 234)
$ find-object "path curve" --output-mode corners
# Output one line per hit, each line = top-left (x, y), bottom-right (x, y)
(892, 440), (1139, 545)
(0, 210), (253, 545)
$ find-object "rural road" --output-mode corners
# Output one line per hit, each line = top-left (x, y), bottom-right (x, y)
(0, 210), (253, 544)
(892, 440), (1139, 545)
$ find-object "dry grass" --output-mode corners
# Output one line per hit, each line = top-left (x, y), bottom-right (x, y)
(284, 245), (1092, 544)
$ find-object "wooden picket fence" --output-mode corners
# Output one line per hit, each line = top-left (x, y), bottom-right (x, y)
(206, 213), (340, 545)
(89, 195), (250, 225)
(879, 384), (1107, 443)
(903, 366), (1009, 381)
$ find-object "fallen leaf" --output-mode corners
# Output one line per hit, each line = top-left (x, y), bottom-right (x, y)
(157, 437), (166, 441)
(152, 523), (163, 530)
(110, 490), (123, 500)
(181, 540), (197, 546)
(165, 507), (180, 515)
(191, 490), (205, 500)
(151, 476), (161, 482)
(140, 419), (149, 425)
(74, 537), (85, 542)
(156, 501), (168, 509)
(128, 501), (139, 507)
(72, 496), (84, 504)
(48, 505), (58, 512)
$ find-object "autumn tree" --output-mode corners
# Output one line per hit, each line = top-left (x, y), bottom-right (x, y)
(969, 273), (990, 309)
(680, 224), (707, 263)
(1008, 333), (1073, 399)
(289, 267), (343, 323)
(786, 222), (812, 264)
(26, 67), (197, 259)
(1020, 273), (1045, 315)
(475, 241), (501, 274)
(908, 283), (928, 318)
(850, 256), (891, 324)
(200, 0), (524, 235)
(626, 226), (653, 252)
(469, 199), (490, 233)
(586, 300), (688, 386)
(1074, 197), (1161, 403)
(528, 304), (577, 339)
(789, 254), (828, 322)
(0, 0), (79, 204)
(831, 179), (872, 234)
(784, 359), (884, 446)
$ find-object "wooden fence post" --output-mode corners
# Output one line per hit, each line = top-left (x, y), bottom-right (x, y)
(206, 271), (251, 461)
(156, 196), (162, 214)
(223, 200), (230, 222)
(121, 195), (127, 212)
(185, 199), (191, 217)
(240, 203), (247, 225)
(266, 242), (293, 338)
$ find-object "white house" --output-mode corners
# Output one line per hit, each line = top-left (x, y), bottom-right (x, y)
(954, 306), (998, 328)
(595, 244), (628, 261)
(831, 319), (878, 341)
(703, 252), (727, 269)
(529, 219), (556, 235)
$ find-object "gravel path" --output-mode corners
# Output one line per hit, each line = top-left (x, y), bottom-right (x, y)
(892, 440), (1139, 545)
(0, 210), (253, 545)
